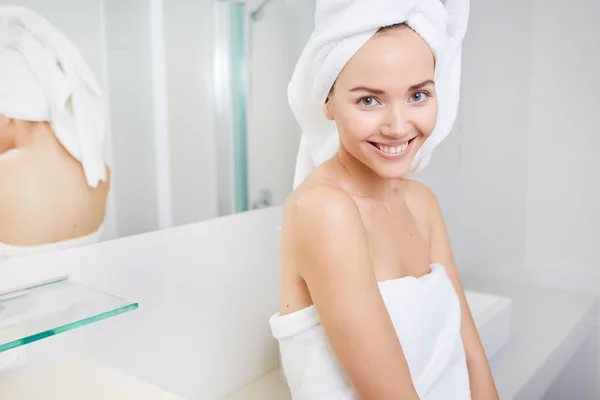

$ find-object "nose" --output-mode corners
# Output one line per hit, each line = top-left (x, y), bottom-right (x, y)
(379, 103), (411, 138)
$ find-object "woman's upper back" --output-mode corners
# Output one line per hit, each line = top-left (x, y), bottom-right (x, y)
(0, 133), (110, 246)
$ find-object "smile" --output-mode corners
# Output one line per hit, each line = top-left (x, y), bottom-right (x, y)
(368, 137), (416, 159)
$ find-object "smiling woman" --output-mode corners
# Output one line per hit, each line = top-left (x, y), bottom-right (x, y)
(269, 0), (499, 399)
(325, 24), (438, 180)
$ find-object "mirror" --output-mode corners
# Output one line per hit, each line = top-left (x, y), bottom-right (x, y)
(0, 0), (460, 263)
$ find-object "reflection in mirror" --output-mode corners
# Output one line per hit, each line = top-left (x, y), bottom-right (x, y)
(238, 0), (313, 212)
(0, 0), (321, 264)
(0, 3), (111, 262)
(212, 0), (314, 215)
(0, 0), (460, 264)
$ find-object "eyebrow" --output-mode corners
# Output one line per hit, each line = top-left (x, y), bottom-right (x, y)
(408, 79), (435, 91)
(349, 79), (435, 94)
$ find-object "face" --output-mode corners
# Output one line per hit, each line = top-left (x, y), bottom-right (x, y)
(324, 25), (438, 179)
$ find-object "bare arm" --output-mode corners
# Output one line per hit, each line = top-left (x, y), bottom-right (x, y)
(285, 185), (420, 399)
(420, 184), (499, 399)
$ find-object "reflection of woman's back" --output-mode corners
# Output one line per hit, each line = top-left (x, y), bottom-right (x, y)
(0, 120), (110, 247)
(0, 6), (110, 259)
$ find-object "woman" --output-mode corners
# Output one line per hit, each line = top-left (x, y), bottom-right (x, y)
(270, 1), (499, 399)
(0, 6), (110, 261)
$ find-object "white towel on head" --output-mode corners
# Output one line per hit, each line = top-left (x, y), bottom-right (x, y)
(289, 0), (470, 188)
(0, 6), (106, 188)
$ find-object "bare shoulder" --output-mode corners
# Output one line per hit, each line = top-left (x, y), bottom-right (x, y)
(284, 181), (361, 227)
(402, 179), (439, 206)
(401, 179), (443, 220)
(281, 182), (365, 258)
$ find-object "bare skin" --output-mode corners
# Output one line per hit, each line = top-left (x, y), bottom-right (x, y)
(278, 25), (498, 399)
(0, 116), (110, 246)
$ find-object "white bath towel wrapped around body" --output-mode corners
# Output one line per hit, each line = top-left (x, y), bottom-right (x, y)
(270, 264), (470, 399)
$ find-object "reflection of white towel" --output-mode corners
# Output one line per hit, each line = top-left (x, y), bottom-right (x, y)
(0, 6), (106, 188)
(289, 0), (470, 188)
(270, 264), (470, 399)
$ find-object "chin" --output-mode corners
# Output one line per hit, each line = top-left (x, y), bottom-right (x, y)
(373, 163), (412, 180)
(360, 135), (427, 178)
(362, 149), (417, 180)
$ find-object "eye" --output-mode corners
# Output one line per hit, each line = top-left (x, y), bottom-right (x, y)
(410, 91), (431, 103)
(358, 96), (380, 107)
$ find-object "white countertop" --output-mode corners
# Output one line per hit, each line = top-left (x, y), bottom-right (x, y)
(0, 353), (186, 400)
(220, 276), (598, 400)
(462, 275), (598, 399)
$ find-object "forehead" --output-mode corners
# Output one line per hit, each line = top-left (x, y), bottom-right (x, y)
(336, 27), (435, 89)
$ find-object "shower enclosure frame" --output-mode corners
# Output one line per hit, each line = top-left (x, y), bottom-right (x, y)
(213, 0), (279, 216)
(213, 0), (251, 216)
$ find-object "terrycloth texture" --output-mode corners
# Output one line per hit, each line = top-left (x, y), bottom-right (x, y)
(289, 0), (470, 188)
(270, 264), (471, 399)
(0, 6), (107, 188)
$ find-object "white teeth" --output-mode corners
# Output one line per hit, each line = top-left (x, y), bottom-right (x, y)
(376, 142), (409, 154)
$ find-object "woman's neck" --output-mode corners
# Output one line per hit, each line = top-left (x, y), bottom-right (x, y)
(334, 145), (396, 201)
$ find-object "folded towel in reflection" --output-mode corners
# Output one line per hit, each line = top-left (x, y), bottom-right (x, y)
(0, 6), (106, 188)
(288, 0), (470, 188)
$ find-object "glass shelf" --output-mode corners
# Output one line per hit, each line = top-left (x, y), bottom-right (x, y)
(0, 279), (138, 353)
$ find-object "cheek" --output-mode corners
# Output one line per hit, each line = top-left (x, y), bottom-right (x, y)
(415, 102), (438, 136)
(333, 105), (379, 142)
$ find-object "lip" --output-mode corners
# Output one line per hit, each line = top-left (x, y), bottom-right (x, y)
(368, 137), (416, 160)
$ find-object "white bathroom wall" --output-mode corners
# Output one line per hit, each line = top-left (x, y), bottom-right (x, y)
(149, 0), (173, 230)
(162, 0), (220, 225)
(2, 207), (284, 399)
(455, 2), (600, 394)
(412, 118), (463, 249)
(286, 0), (316, 51)
(0, 0), (119, 241)
(103, 0), (161, 237)
(525, 0), (600, 292)
(452, 0), (535, 280)
(455, 0), (600, 292)
(100, 0), (223, 235)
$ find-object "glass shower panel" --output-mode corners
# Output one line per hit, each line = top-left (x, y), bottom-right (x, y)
(214, 0), (316, 214)
(245, 0), (313, 209)
(229, 2), (250, 213)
